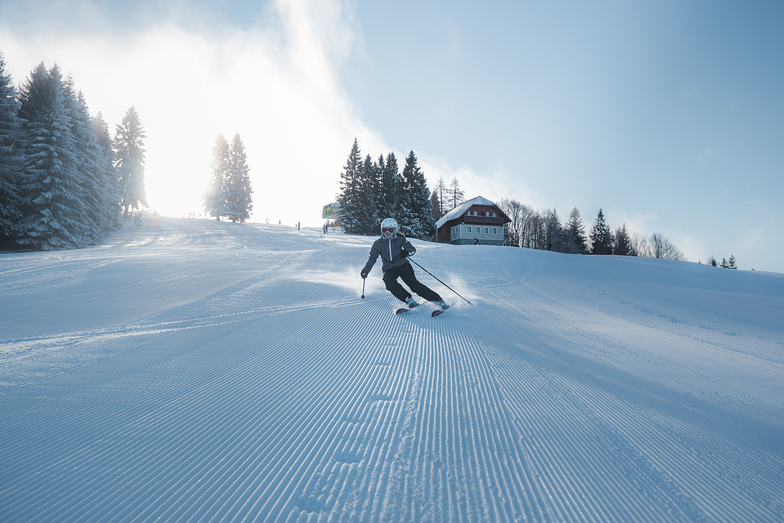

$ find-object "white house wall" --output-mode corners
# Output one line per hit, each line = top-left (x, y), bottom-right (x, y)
(450, 224), (504, 245)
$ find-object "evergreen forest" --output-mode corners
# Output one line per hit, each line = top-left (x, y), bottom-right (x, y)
(337, 138), (435, 239)
(0, 53), (145, 251)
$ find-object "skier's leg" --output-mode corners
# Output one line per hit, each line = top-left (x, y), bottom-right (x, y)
(383, 268), (412, 303)
(399, 263), (443, 302)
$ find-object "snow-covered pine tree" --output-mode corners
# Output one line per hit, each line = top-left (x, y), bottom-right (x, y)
(589, 208), (613, 255)
(399, 151), (434, 239)
(91, 112), (121, 233)
(564, 207), (587, 254)
(0, 52), (23, 249)
(380, 151), (400, 221)
(63, 77), (104, 245)
(337, 138), (363, 234)
(114, 106), (147, 217)
(357, 154), (379, 235)
(225, 133), (253, 222)
(204, 134), (230, 219)
(16, 63), (84, 250)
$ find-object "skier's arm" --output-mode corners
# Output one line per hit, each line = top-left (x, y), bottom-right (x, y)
(361, 245), (380, 278)
(402, 239), (416, 257)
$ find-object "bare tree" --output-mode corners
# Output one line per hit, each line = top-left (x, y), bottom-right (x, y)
(446, 177), (465, 210)
(649, 233), (685, 260)
(631, 231), (650, 258)
(434, 176), (447, 218)
(520, 206), (539, 249)
(499, 198), (523, 247)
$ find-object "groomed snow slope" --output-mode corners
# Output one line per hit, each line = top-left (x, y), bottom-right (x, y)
(1, 218), (782, 522)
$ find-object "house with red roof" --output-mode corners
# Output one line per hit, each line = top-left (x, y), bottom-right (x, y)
(434, 196), (510, 245)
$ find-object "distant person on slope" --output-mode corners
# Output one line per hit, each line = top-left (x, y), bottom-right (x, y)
(361, 218), (449, 311)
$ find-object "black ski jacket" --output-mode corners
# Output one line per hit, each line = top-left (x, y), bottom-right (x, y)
(363, 233), (416, 274)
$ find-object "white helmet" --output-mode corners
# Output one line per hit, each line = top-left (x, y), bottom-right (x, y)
(381, 217), (398, 236)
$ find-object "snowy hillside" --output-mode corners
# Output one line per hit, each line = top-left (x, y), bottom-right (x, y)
(1, 218), (782, 522)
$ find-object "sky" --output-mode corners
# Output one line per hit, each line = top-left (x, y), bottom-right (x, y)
(1, 0), (782, 272)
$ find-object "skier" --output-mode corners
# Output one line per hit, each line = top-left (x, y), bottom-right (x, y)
(361, 218), (449, 311)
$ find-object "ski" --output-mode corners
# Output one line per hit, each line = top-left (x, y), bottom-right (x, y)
(396, 306), (448, 317)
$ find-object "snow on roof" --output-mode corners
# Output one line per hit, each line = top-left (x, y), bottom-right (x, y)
(435, 196), (498, 229)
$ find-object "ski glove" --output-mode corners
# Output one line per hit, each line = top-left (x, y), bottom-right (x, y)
(361, 270), (368, 279)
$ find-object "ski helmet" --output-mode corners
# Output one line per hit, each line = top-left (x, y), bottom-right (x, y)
(381, 217), (398, 236)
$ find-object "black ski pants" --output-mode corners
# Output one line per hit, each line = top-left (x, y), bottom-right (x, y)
(383, 262), (442, 303)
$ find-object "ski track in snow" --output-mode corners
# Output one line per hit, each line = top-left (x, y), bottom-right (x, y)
(1, 218), (783, 522)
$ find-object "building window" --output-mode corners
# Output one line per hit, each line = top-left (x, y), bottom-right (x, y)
(467, 226), (472, 233)
(484, 228), (489, 234)
(493, 228), (497, 235)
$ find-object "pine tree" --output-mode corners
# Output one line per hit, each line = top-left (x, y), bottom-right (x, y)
(357, 154), (379, 235)
(589, 209), (613, 255)
(542, 208), (563, 252)
(727, 254), (737, 269)
(614, 224), (634, 256)
(114, 106), (147, 217)
(337, 138), (363, 234)
(204, 134), (230, 219)
(0, 52), (23, 249)
(91, 112), (120, 232)
(16, 63), (84, 250)
(564, 207), (587, 254)
(430, 191), (442, 223)
(225, 133), (253, 222)
(381, 151), (400, 221)
(399, 151), (434, 239)
(63, 77), (104, 245)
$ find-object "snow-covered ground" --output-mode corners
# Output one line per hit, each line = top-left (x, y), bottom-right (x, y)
(1, 218), (782, 522)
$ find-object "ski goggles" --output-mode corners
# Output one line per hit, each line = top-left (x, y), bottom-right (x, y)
(382, 227), (395, 234)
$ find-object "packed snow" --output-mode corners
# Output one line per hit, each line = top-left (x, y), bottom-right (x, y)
(1, 218), (782, 522)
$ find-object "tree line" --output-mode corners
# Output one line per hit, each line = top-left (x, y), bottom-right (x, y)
(337, 138), (435, 239)
(335, 140), (741, 268)
(0, 53), (146, 251)
(499, 201), (686, 259)
(202, 133), (253, 222)
(499, 199), (739, 267)
(334, 139), (698, 262)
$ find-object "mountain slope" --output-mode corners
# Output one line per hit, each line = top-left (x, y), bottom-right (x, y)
(1, 218), (782, 522)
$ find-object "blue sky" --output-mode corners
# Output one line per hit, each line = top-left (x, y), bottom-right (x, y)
(1, 0), (782, 272)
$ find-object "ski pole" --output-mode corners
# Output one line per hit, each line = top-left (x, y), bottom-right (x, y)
(361, 277), (366, 299)
(409, 259), (473, 306)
